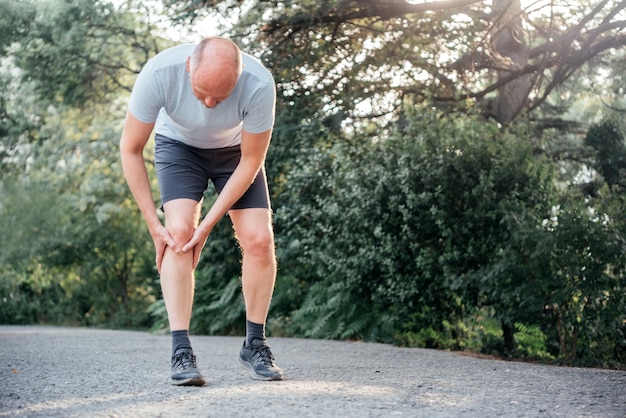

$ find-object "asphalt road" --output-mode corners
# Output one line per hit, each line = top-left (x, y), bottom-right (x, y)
(1, 326), (625, 417)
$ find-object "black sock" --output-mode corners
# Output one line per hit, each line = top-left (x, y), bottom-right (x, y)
(171, 330), (192, 355)
(246, 320), (265, 345)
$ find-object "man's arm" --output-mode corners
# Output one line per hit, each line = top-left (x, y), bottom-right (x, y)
(120, 112), (159, 229)
(120, 112), (180, 270)
(182, 128), (272, 257)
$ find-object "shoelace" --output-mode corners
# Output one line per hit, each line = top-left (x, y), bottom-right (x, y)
(252, 345), (275, 366)
(172, 351), (197, 370)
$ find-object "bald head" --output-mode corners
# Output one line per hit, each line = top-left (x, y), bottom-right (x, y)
(187, 37), (243, 108)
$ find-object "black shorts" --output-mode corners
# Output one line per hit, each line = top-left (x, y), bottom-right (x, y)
(154, 134), (270, 210)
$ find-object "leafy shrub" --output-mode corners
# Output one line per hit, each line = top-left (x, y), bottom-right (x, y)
(274, 109), (554, 343)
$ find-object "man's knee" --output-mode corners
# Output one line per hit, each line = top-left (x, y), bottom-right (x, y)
(167, 221), (195, 246)
(163, 199), (201, 245)
(238, 228), (275, 258)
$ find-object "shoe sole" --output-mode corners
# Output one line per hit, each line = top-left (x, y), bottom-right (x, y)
(238, 357), (283, 381)
(170, 376), (207, 386)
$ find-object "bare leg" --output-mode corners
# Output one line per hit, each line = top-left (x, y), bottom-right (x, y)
(229, 208), (277, 325)
(161, 198), (202, 331)
(231, 208), (283, 380)
(161, 199), (206, 386)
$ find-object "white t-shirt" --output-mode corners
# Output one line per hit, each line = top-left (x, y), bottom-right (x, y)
(128, 44), (276, 149)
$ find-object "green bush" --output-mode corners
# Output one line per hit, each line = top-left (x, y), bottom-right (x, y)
(275, 109), (553, 341)
(270, 109), (626, 367)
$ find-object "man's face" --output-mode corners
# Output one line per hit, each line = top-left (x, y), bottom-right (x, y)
(190, 82), (234, 108)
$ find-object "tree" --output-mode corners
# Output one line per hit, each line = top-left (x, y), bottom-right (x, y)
(0, 0), (170, 327)
(166, 0), (626, 125)
(585, 119), (626, 191)
(157, 0), (626, 366)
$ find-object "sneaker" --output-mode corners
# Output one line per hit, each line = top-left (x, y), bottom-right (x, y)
(170, 349), (206, 386)
(238, 339), (283, 381)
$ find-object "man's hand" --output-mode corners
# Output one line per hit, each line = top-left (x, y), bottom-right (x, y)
(181, 225), (211, 270)
(150, 223), (181, 273)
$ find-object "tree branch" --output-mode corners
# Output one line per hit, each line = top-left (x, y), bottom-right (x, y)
(261, 0), (483, 34)
(433, 31), (626, 107)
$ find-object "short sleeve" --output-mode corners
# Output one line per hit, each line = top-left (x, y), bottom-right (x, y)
(127, 62), (164, 124)
(242, 78), (276, 134)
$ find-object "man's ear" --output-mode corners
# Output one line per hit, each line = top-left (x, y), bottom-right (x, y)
(186, 56), (191, 73)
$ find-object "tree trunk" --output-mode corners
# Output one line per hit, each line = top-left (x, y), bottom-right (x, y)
(502, 320), (516, 354)
(491, 0), (531, 124)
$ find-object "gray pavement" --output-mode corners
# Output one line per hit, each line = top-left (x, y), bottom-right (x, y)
(0, 326), (625, 417)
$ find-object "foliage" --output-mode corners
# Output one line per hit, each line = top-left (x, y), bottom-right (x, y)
(486, 190), (626, 366)
(0, 105), (159, 328)
(274, 110), (550, 341)
(0, 0), (625, 369)
(168, 0), (626, 125)
(0, 0), (161, 105)
(585, 119), (626, 191)
(0, 0), (166, 328)
(268, 108), (626, 367)
(154, 0), (626, 366)
(546, 194), (625, 366)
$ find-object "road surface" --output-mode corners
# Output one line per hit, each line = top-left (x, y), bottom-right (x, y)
(1, 326), (625, 417)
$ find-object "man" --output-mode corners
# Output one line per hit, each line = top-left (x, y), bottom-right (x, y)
(120, 37), (282, 386)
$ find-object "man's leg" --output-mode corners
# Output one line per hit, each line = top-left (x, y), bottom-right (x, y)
(161, 198), (205, 386)
(229, 208), (277, 325)
(229, 208), (283, 380)
(162, 198), (201, 330)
